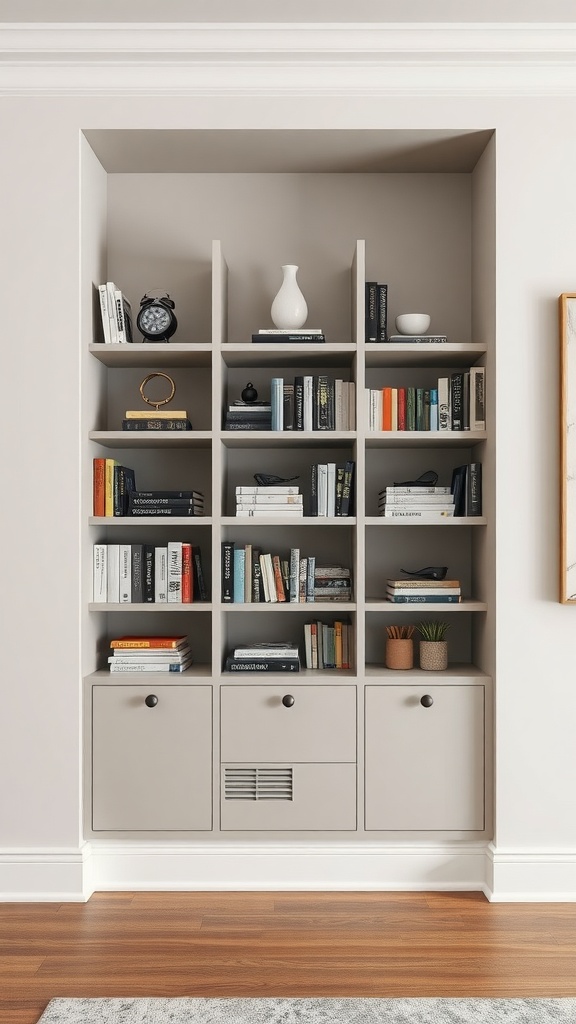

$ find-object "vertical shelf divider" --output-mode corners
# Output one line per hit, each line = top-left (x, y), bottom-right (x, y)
(211, 239), (227, 679)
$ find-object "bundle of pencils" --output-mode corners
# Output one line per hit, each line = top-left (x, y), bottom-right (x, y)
(385, 624), (415, 640)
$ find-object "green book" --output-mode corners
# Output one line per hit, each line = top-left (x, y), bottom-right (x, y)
(406, 388), (416, 431)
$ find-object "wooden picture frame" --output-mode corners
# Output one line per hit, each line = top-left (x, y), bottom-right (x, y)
(560, 293), (576, 602)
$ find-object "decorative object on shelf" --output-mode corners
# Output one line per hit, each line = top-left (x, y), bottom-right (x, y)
(560, 294), (576, 602)
(241, 382), (259, 403)
(417, 620), (450, 671)
(395, 313), (431, 335)
(385, 624), (414, 670)
(394, 470), (438, 487)
(136, 291), (178, 342)
(253, 473), (300, 486)
(271, 265), (308, 330)
(122, 372), (191, 430)
(401, 566), (448, 581)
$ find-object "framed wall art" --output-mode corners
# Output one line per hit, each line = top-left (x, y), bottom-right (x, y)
(560, 293), (576, 602)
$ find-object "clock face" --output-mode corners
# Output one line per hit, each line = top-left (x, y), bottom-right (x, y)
(139, 304), (171, 335)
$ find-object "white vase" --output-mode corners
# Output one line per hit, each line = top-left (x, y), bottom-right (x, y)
(270, 264), (308, 329)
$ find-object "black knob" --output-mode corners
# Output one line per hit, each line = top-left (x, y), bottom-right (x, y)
(145, 694), (159, 708)
(282, 694), (295, 708)
(420, 694), (434, 708)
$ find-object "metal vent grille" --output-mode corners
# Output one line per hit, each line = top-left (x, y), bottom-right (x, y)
(224, 766), (293, 801)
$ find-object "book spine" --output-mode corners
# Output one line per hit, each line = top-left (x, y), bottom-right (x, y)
(294, 376), (304, 430)
(365, 281), (378, 342)
(167, 541), (182, 603)
(143, 543), (155, 603)
(310, 464), (318, 517)
(382, 510), (454, 519)
(243, 543), (253, 603)
(306, 555), (316, 603)
(114, 288), (126, 343)
(462, 370), (470, 430)
(109, 662), (191, 673)
(193, 548), (208, 601)
(233, 547), (245, 603)
(106, 544), (120, 604)
(93, 458), (106, 516)
(283, 383), (295, 430)
(316, 375), (330, 430)
(131, 491), (201, 499)
(376, 283), (388, 341)
(106, 281), (118, 343)
(128, 507), (202, 516)
(130, 497), (201, 507)
(110, 639), (186, 649)
(93, 544), (107, 602)
(104, 459), (117, 517)
(252, 548), (262, 603)
(98, 284), (111, 343)
(383, 486), (451, 494)
(122, 419), (192, 430)
(450, 372), (464, 430)
(130, 543), (143, 603)
(262, 553), (277, 603)
(119, 543), (132, 603)
(339, 461), (355, 517)
(225, 659), (300, 672)
(387, 594), (461, 603)
(423, 389), (430, 430)
(252, 334), (325, 343)
(181, 542), (193, 603)
(271, 377), (284, 431)
(415, 389), (425, 431)
(406, 388), (416, 431)
(451, 465), (467, 516)
(397, 388), (407, 431)
(470, 366), (486, 430)
(154, 546), (168, 603)
(430, 388), (438, 431)
(466, 463), (483, 516)
(303, 376), (313, 431)
(299, 558), (308, 602)
(272, 554), (287, 602)
(221, 541), (234, 603)
(235, 486), (299, 495)
(224, 421), (272, 431)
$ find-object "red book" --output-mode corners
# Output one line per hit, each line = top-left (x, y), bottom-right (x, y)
(397, 388), (407, 431)
(93, 457), (105, 517)
(181, 543), (193, 603)
(382, 387), (392, 430)
(272, 554), (287, 602)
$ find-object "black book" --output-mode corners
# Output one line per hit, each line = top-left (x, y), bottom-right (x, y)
(365, 281), (378, 342)
(315, 375), (330, 430)
(451, 465), (467, 516)
(462, 370), (471, 430)
(466, 463), (482, 516)
(128, 507), (203, 517)
(192, 547), (208, 601)
(335, 465), (345, 515)
(451, 373), (464, 430)
(131, 543), (144, 603)
(122, 418), (192, 430)
(377, 283), (388, 341)
(310, 463), (318, 517)
(423, 390), (431, 431)
(143, 543), (155, 602)
(415, 389), (425, 431)
(252, 333), (325, 343)
(294, 376), (304, 430)
(224, 657), (300, 672)
(221, 541), (234, 602)
(252, 547), (263, 602)
(129, 497), (203, 507)
(283, 383), (295, 430)
(224, 420), (272, 431)
(339, 460), (355, 517)
(225, 410), (273, 422)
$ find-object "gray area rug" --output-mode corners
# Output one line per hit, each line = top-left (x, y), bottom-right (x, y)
(35, 998), (576, 1024)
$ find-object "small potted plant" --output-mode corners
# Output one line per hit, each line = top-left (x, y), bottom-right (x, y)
(385, 624), (415, 670)
(416, 620), (450, 671)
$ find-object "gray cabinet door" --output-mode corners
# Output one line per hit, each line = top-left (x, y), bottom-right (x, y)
(92, 685), (212, 831)
(221, 763), (357, 831)
(220, 685), (356, 763)
(365, 684), (485, 831)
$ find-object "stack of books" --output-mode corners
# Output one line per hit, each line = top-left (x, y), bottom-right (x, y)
(224, 401), (272, 431)
(235, 485), (303, 518)
(128, 490), (205, 517)
(93, 542), (207, 603)
(225, 642), (301, 673)
(122, 409), (192, 431)
(310, 461), (355, 516)
(303, 620), (353, 669)
(314, 566), (352, 602)
(107, 635), (193, 673)
(97, 281), (133, 344)
(386, 579), (462, 604)
(252, 329), (325, 344)
(378, 485), (455, 521)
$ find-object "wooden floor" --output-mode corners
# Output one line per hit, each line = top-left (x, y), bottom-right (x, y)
(3, 891), (576, 1024)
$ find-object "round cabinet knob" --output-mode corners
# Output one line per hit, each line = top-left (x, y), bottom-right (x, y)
(420, 694), (434, 708)
(145, 694), (159, 708)
(282, 694), (295, 708)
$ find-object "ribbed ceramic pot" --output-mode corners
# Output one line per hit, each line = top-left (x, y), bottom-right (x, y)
(419, 640), (448, 671)
(271, 264), (308, 329)
(385, 638), (414, 670)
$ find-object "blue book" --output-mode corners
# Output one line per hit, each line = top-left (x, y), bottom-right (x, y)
(271, 377), (284, 430)
(430, 388), (438, 431)
(233, 548), (245, 603)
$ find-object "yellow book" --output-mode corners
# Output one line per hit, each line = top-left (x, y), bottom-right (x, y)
(105, 459), (119, 517)
(125, 410), (188, 419)
(334, 620), (343, 669)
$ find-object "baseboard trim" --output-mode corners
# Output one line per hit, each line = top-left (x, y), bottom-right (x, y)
(0, 846), (91, 901)
(485, 843), (576, 901)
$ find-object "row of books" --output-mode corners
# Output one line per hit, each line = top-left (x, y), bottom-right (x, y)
(303, 620), (354, 669)
(93, 460), (205, 517)
(365, 368), (485, 432)
(378, 466), (482, 518)
(108, 635), (192, 673)
(386, 578), (462, 604)
(235, 485), (303, 518)
(224, 377), (356, 431)
(97, 281), (133, 344)
(310, 461), (355, 517)
(222, 542), (351, 603)
(93, 543), (208, 604)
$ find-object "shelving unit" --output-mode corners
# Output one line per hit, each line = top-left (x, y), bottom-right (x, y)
(81, 129), (494, 845)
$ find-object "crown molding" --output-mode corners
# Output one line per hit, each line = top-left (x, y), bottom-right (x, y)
(4, 22), (576, 95)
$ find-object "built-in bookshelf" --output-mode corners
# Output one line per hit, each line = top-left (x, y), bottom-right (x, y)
(82, 129), (494, 843)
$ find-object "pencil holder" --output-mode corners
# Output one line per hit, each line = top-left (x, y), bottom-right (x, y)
(385, 638), (414, 670)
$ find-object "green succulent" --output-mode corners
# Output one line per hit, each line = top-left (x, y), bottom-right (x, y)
(416, 620), (450, 642)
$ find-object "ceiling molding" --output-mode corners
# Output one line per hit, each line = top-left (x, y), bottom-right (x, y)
(3, 22), (576, 95)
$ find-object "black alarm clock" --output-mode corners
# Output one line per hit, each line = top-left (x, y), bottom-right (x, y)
(136, 293), (178, 342)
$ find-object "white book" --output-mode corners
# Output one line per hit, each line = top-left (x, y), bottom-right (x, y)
(386, 586), (461, 597)
(381, 494), (455, 505)
(233, 646), (299, 658)
(381, 509), (455, 518)
(303, 376), (313, 431)
(261, 553), (277, 603)
(98, 284), (112, 343)
(119, 543), (131, 603)
(93, 544), (107, 602)
(109, 659), (193, 673)
(235, 508), (304, 517)
(155, 546), (168, 602)
(236, 486), (300, 495)
(334, 379), (344, 431)
(113, 288), (132, 344)
(304, 625), (313, 668)
(236, 503), (304, 512)
(382, 486), (451, 494)
(167, 541), (182, 602)
(380, 502), (454, 511)
(470, 366), (486, 430)
(105, 281), (119, 342)
(326, 463), (336, 517)
(258, 328), (323, 334)
(289, 546), (300, 603)
(109, 650), (192, 663)
(259, 554), (271, 602)
(317, 464), (328, 516)
(271, 377), (284, 430)
(106, 544), (120, 603)
(348, 381), (356, 430)
(438, 376), (451, 431)
(236, 494), (303, 504)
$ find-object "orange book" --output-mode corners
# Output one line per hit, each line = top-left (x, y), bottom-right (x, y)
(181, 543), (193, 603)
(272, 554), (287, 602)
(397, 388), (407, 431)
(110, 636), (188, 649)
(382, 387), (392, 430)
(93, 457), (105, 516)
(104, 458), (119, 517)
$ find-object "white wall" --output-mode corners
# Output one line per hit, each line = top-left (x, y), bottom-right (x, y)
(1, 79), (576, 896)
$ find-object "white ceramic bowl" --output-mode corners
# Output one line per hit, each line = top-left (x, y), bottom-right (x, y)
(395, 313), (431, 335)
